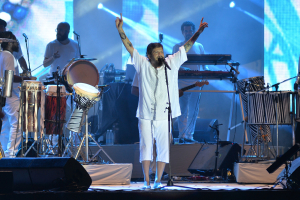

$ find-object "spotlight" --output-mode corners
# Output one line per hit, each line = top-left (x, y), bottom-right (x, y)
(229, 1), (235, 8)
(97, 3), (103, 9)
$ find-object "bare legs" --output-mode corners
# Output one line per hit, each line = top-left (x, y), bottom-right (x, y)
(155, 161), (166, 183)
(142, 160), (151, 186)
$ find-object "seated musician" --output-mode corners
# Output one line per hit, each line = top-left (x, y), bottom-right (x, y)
(0, 31), (36, 158)
(172, 21), (209, 144)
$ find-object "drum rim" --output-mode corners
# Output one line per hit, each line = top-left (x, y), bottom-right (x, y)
(63, 60), (99, 87)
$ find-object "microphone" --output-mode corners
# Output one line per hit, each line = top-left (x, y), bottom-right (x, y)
(73, 31), (80, 36)
(158, 57), (171, 70)
(227, 63), (240, 74)
(159, 33), (163, 43)
(22, 33), (28, 40)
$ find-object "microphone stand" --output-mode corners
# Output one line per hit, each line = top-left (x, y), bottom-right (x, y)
(210, 124), (223, 179)
(24, 36), (31, 72)
(74, 33), (82, 58)
(163, 62), (173, 186)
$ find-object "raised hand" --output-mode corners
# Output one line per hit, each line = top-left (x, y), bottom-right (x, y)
(115, 13), (124, 30)
(198, 17), (208, 34)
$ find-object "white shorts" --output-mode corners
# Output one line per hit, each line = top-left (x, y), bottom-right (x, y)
(138, 119), (170, 163)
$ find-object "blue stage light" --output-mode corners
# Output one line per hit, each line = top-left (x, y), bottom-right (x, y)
(229, 1), (235, 8)
(98, 3), (103, 9)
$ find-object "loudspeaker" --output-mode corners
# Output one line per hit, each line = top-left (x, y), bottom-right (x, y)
(0, 157), (92, 191)
(188, 143), (241, 176)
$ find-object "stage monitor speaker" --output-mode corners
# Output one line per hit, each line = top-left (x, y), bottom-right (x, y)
(0, 157), (92, 191)
(188, 143), (241, 176)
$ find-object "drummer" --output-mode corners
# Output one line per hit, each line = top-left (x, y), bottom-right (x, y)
(0, 31), (36, 158)
(43, 22), (80, 75)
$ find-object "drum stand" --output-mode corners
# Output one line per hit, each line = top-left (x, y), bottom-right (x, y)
(74, 112), (114, 163)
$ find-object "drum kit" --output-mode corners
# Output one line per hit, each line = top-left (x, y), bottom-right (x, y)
(14, 58), (113, 162)
(237, 74), (300, 160)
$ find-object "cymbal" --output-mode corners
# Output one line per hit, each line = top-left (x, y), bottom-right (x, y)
(0, 38), (17, 43)
(68, 58), (97, 62)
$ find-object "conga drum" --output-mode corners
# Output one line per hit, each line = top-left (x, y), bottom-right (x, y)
(19, 80), (45, 140)
(44, 85), (67, 135)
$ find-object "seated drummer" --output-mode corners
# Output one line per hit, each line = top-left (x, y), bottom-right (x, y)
(0, 31), (36, 158)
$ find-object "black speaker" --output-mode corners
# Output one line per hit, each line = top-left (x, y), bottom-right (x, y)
(0, 157), (92, 191)
(188, 143), (241, 176)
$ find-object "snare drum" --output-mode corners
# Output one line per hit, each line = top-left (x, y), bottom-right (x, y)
(247, 91), (291, 125)
(44, 85), (67, 135)
(19, 80), (44, 135)
(62, 60), (99, 88)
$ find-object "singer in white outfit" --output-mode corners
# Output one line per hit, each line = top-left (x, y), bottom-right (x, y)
(0, 31), (36, 157)
(115, 13), (208, 189)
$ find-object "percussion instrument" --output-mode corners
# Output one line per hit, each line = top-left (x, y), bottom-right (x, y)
(62, 60), (99, 88)
(66, 83), (100, 133)
(18, 80), (45, 141)
(237, 76), (271, 144)
(247, 91), (291, 125)
(44, 85), (67, 135)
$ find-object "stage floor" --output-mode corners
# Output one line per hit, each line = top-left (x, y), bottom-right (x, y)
(90, 181), (280, 191)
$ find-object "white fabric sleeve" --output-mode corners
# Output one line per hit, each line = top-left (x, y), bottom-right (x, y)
(131, 72), (138, 87)
(3, 54), (16, 71)
(132, 49), (147, 74)
(44, 43), (53, 59)
(167, 46), (187, 71)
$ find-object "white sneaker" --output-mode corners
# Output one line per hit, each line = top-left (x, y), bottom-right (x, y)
(142, 181), (151, 190)
(153, 182), (163, 189)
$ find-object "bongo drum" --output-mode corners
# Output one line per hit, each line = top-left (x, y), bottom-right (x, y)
(44, 85), (67, 135)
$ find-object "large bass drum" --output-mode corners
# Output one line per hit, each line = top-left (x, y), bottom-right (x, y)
(62, 60), (99, 88)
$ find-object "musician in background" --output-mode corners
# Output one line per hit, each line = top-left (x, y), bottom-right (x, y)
(172, 21), (209, 144)
(0, 31), (36, 158)
(43, 22), (80, 74)
(0, 18), (29, 73)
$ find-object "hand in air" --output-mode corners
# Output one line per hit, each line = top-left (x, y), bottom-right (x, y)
(53, 51), (60, 59)
(198, 17), (208, 34)
(115, 13), (124, 30)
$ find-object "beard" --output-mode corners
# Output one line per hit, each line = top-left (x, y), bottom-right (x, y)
(151, 57), (163, 67)
(57, 32), (68, 41)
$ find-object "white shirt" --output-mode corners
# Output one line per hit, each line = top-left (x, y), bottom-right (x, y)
(44, 39), (80, 74)
(132, 46), (187, 120)
(0, 50), (20, 94)
(173, 41), (205, 88)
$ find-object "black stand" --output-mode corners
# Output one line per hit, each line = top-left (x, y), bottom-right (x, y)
(210, 124), (223, 179)
(74, 33), (83, 58)
(164, 65), (173, 186)
(24, 36), (31, 72)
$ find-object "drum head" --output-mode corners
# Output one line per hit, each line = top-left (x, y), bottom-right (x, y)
(64, 60), (99, 87)
(73, 83), (99, 100)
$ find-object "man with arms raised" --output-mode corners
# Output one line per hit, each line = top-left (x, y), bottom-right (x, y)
(115, 14), (208, 189)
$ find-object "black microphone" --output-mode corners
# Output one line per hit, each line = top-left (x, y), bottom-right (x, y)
(73, 31), (80, 36)
(22, 33), (28, 40)
(158, 57), (171, 70)
(159, 33), (163, 43)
